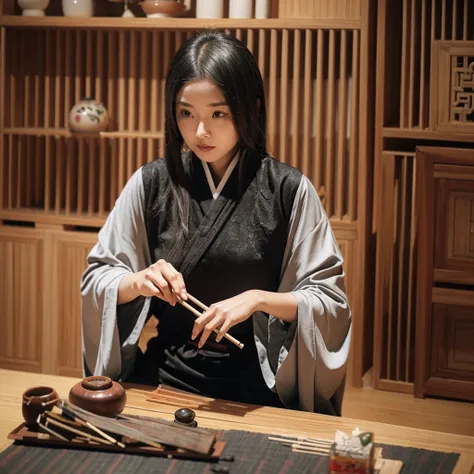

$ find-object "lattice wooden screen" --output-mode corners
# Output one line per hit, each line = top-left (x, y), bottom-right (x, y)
(1, 27), (361, 222)
(383, 0), (473, 131)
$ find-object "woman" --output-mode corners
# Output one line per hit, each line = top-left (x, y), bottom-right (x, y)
(81, 31), (351, 415)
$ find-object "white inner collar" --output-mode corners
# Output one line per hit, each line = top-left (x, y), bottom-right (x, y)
(202, 153), (240, 200)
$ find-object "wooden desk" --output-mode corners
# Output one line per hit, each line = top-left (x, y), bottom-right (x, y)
(1, 369), (473, 473)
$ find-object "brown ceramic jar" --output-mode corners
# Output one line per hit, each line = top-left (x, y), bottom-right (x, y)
(22, 386), (59, 429)
(68, 376), (127, 418)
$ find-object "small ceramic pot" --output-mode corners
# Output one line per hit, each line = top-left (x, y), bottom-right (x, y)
(140, 0), (185, 18)
(17, 0), (50, 16)
(22, 386), (59, 429)
(69, 97), (109, 133)
(69, 376), (127, 417)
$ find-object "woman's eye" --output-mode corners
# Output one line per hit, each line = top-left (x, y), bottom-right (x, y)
(212, 111), (226, 118)
(180, 109), (192, 118)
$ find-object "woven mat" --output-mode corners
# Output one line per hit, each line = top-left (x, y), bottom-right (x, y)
(0, 428), (460, 474)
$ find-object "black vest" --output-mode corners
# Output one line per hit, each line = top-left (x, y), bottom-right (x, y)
(131, 152), (301, 406)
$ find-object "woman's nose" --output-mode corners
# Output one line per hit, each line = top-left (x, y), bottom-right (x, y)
(195, 121), (211, 139)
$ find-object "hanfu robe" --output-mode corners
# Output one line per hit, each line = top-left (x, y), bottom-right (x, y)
(81, 151), (352, 415)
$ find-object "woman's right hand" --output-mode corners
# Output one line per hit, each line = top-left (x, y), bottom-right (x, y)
(118, 260), (187, 306)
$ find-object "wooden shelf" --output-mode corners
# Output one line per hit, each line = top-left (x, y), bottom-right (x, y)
(4, 128), (164, 139)
(382, 127), (474, 144)
(0, 15), (361, 30)
(0, 208), (106, 228)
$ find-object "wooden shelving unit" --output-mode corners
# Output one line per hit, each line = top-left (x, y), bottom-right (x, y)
(373, 0), (474, 397)
(0, 0), (376, 387)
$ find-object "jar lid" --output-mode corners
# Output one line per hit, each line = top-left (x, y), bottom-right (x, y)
(81, 376), (113, 391)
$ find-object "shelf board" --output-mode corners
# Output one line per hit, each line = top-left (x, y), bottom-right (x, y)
(0, 208), (106, 228)
(0, 15), (361, 30)
(4, 127), (164, 139)
(382, 127), (474, 143)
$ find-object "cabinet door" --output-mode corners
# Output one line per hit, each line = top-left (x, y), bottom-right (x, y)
(0, 227), (44, 372)
(50, 231), (97, 378)
(424, 288), (474, 402)
(434, 164), (474, 285)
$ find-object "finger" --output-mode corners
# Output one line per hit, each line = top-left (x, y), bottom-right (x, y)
(198, 317), (223, 348)
(147, 271), (175, 305)
(176, 272), (187, 300)
(192, 310), (215, 340)
(215, 319), (233, 343)
(160, 263), (185, 302)
(143, 281), (162, 299)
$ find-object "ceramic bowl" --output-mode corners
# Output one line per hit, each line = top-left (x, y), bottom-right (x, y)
(22, 386), (59, 429)
(69, 376), (127, 417)
(140, 0), (185, 18)
(17, 0), (50, 16)
(69, 97), (109, 133)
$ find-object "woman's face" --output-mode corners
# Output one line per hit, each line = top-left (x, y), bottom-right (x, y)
(176, 79), (239, 177)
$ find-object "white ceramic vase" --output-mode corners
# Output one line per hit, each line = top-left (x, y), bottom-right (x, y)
(229, 0), (252, 18)
(196, 0), (223, 18)
(62, 0), (93, 17)
(17, 0), (50, 16)
(255, 0), (270, 18)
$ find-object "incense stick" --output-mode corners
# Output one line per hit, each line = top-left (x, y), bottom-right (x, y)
(58, 402), (126, 448)
(268, 436), (332, 445)
(38, 421), (69, 441)
(177, 296), (244, 349)
(269, 435), (333, 456)
(292, 446), (330, 455)
(43, 413), (113, 445)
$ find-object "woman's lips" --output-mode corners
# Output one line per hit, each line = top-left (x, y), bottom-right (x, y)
(198, 145), (215, 152)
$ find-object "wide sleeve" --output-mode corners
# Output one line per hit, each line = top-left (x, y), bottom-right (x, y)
(81, 168), (152, 381)
(253, 175), (352, 414)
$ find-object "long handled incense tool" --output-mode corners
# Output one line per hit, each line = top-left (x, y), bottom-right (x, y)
(177, 293), (244, 349)
(42, 412), (114, 446)
(57, 404), (126, 448)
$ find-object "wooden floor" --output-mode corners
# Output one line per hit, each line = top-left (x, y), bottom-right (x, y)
(342, 385), (474, 438)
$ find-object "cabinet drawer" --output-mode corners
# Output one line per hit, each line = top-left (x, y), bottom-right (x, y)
(431, 303), (474, 381)
(434, 171), (474, 284)
(425, 288), (474, 401)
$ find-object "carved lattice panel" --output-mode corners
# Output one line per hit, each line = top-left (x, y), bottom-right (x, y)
(430, 41), (474, 133)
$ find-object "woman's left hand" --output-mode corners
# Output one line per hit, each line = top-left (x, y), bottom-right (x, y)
(191, 290), (261, 348)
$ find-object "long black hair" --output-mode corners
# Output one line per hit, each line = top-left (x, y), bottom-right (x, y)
(161, 31), (268, 260)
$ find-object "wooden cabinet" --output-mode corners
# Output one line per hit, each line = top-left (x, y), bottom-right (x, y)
(0, 223), (96, 377)
(372, 1), (474, 396)
(0, 226), (44, 373)
(415, 147), (474, 401)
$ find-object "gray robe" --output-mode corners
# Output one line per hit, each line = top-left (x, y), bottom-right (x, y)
(81, 166), (352, 414)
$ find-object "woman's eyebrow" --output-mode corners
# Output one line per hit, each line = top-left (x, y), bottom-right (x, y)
(178, 100), (228, 107)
